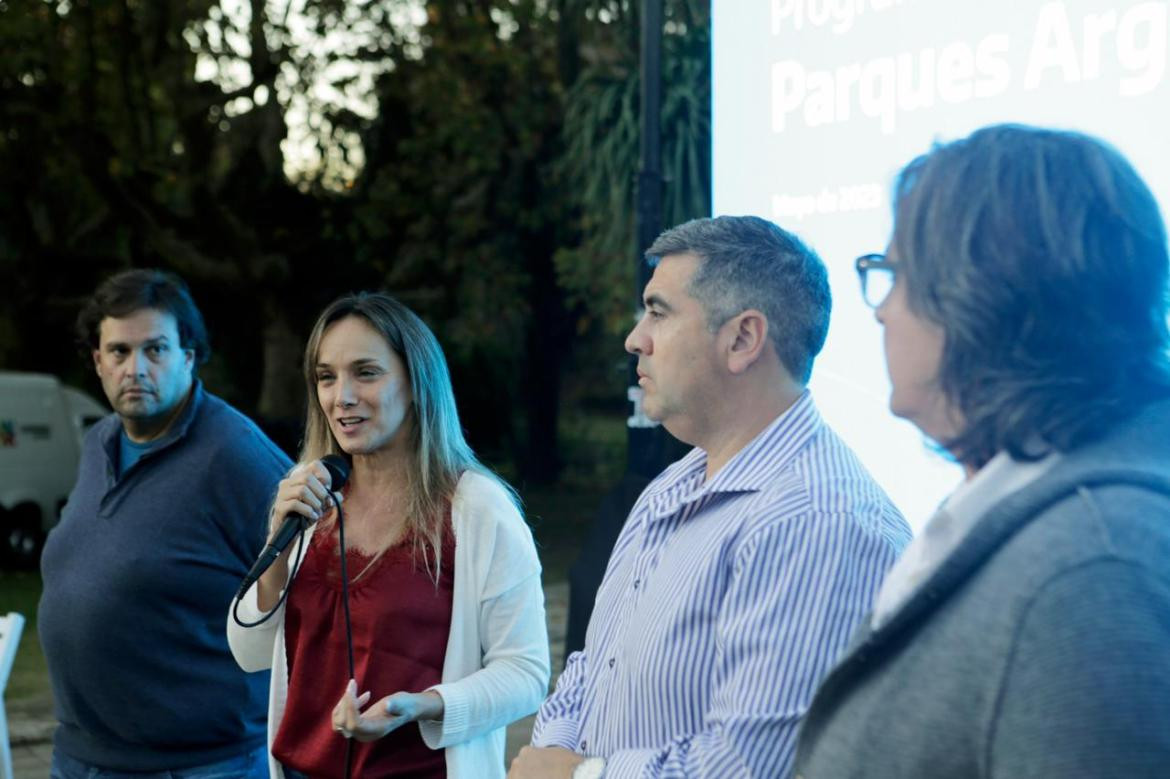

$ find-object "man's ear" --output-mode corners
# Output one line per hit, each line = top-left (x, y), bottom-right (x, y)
(92, 349), (102, 376)
(725, 310), (769, 375)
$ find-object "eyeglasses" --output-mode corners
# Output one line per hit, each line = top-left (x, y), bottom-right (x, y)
(855, 253), (897, 309)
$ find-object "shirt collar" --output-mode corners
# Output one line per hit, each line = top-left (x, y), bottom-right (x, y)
(646, 390), (823, 503)
(941, 448), (1060, 526)
(868, 448), (1060, 630)
(99, 380), (205, 465)
(709, 390), (822, 493)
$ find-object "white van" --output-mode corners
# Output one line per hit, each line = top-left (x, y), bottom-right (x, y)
(0, 371), (108, 567)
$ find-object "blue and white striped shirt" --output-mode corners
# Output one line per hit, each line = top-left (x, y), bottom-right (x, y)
(532, 392), (910, 777)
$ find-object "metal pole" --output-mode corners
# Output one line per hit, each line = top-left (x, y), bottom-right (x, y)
(627, 0), (667, 478)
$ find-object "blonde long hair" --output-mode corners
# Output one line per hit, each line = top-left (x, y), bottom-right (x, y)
(299, 292), (513, 581)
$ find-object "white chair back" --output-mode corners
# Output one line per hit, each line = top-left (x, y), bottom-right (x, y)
(0, 612), (26, 779)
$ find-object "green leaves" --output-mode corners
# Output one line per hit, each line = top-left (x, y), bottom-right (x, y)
(0, 0), (711, 479)
(554, 0), (710, 336)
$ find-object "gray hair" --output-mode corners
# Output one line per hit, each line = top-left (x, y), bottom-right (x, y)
(892, 124), (1170, 467)
(646, 215), (831, 383)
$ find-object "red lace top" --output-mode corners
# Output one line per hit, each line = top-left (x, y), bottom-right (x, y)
(272, 517), (454, 779)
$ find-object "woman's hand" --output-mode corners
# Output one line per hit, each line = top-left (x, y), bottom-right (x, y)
(255, 460), (344, 610)
(269, 460), (342, 535)
(332, 679), (445, 742)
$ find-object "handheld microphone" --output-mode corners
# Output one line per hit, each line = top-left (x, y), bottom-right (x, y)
(236, 454), (351, 600)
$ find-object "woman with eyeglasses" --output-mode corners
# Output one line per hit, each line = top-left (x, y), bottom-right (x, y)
(795, 125), (1170, 777)
(229, 292), (549, 779)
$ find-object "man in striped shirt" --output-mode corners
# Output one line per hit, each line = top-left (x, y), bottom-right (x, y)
(510, 216), (910, 779)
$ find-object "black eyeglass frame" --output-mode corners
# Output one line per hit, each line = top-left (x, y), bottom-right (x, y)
(855, 253), (897, 309)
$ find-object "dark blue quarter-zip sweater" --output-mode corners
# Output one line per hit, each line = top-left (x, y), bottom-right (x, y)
(38, 382), (291, 771)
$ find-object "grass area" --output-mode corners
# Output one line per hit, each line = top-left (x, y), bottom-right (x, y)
(0, 570), (49, 706)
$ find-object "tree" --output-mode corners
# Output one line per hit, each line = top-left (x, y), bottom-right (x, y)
(0, 0), (711, 481)
(0, 0), (377, 422)
(352, 0), (574, 481)
(556, 0), (710, 332)
(552, 0), (711, 428)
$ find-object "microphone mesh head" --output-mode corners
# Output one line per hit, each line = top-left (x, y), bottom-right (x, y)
(321, 454), (351, 491)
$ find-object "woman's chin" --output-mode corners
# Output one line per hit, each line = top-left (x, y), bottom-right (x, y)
(331, 437), (368, 456)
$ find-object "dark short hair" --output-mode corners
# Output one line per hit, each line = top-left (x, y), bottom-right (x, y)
(646, 215), (831, 384)
(76, 269), (210, 366)
(892, 124), (1170, 467)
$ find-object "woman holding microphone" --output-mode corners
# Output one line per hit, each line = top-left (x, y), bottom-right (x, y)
(229, 292), (549, 778)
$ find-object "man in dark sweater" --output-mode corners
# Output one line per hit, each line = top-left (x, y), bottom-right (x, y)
(38, 270), (291, 777)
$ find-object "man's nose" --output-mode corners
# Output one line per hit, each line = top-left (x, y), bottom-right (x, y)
(625, 317), (648, 356)
(129, 349), (149, 377)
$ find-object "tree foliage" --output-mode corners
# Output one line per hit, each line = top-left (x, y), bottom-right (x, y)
(555, 0), (711, 337)
(350, 0), (574, 478)
(0, 0), (361, 422)
(0, 0), (711, 481)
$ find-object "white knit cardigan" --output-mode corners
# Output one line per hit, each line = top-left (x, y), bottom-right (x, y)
(227, 471), (550, 779)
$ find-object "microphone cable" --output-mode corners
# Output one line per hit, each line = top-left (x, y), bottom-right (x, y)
(231, 525), (308, 629)
(335, 491), (357, 779)
(232, 450), (350, 627)
(231, 487), (357, 779)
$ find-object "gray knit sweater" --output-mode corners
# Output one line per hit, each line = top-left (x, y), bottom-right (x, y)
(795, 398), (1170, 779)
